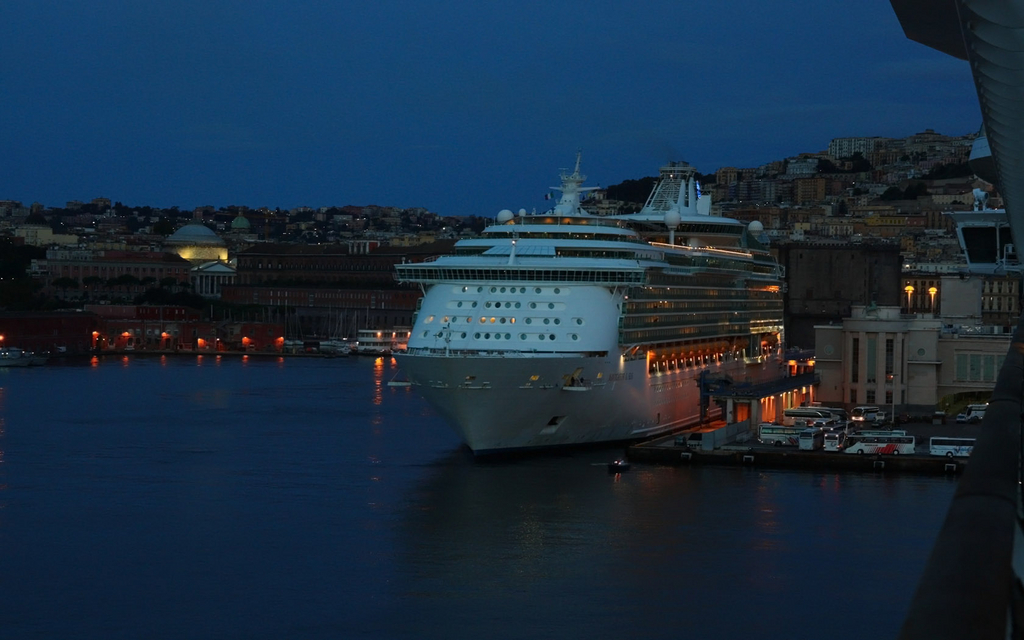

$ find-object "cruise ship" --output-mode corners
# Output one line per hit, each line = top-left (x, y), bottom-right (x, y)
(394, 156), (785, 454)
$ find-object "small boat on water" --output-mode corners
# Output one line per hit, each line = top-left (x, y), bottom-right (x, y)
(352, 327), (411, 356)
(0, 347), (45, 368)
(607, 459), (631, 474)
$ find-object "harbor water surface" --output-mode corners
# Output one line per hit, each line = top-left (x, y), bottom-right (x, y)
(0, 355), (955, 639)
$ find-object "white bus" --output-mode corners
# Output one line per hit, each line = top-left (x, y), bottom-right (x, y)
(852, 429), (907, 437)
(758, 424), (804, 447)
(961, 404), (988, 424)
(798, 428), (825, 451)
(783, 408), (838, 428)
(850, 406), (883, 423)
(844, 433), (916, 455)
(823, 431), (846, 452)
(929, 437), (975, 458)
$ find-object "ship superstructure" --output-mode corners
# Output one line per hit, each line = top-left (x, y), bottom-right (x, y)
(394, 156), (785, 454)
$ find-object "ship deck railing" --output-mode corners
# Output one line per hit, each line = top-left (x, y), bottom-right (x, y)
(403, 347), (602, 358)
(898, 312), (1024, 639)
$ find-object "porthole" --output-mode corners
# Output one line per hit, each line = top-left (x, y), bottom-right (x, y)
(543, 318), (550, 325)
(462, 286), (468, 292)
(499, 318), (506, 324)
(530, 302), (537, 309)
(490, 287), (496, 293)
(461, 332), (467, 339)
(554, 288), (560, 294)
(457, 301), (463, 307)
(554, 319), (560, 325)
(548, 303), (554, 309)
(490, 317), (496, 323)
(515, 302), (521, 308)
(571, 334), (578, 340)
(520, 287), (527, 293)
(520, 333), (527, 340)
(485, 302), (492, 308)
(443, 316), (449, 323)
(426, 315), (435, 323)
(539, 334), (545, 340)
(477, 287), (483, 293)
(917, 348), (926, 356)
(472, 302), (478, 308)
(485, 333), (491, 339)
(505, 333), (511, 339)
(422, 331), (429, 337)
(525, 318), (532, 324)
(549, 334), (555, 340)
(535, 287), (542, 294)
(480, 317), (486, 323)
(474, 333), (480, 339)
(500, 287), (506, 293)
(576, 318), (583, 325)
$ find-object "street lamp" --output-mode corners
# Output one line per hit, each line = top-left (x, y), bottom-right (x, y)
(928, 286), (938, 312)
(904, 285), (915, 312)
(892, 373), (897, 425)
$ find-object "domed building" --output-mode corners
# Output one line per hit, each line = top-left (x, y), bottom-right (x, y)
(164, 222), (228, 263)
(230, 214), (251, 232)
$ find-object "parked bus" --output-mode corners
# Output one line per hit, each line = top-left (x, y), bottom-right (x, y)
(850, 406), (883, 423)
(851, 429), (907, 437)
(844, 433), (916, 455)
(813, 406), (848, 422)
(798, 428), (825, 451)
(783, 408), (838, 428)
(823, 430), (847, 452)
(957, 404), (988, 424)
(758, 424), (804, 447)
(929, 437), (975, 458)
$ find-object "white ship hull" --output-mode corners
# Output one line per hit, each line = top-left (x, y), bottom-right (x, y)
(397, 351), (780, 454)
(394, 157), (786, 454)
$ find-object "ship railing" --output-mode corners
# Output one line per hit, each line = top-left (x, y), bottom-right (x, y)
(897, 312), (1024, 640)
(404, 347), (594, 358)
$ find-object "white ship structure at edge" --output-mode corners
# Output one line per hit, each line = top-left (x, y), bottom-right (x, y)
(394, 155), (785, 454)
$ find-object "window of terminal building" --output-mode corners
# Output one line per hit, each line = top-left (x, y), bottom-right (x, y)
(885, 338), (894, 376)
(851, 338), (859, 383)
(866, 336), (877, 384)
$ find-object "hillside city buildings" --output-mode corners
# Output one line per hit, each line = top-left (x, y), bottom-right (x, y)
(0, 128), (1014, 412)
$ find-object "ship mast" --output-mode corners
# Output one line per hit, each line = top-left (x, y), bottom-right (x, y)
(550, 151), (598, 216)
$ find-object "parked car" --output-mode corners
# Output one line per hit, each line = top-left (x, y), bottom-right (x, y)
(956, 413), (968, 424)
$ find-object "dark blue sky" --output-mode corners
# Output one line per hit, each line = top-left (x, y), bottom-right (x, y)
(0, 1), (980, 217)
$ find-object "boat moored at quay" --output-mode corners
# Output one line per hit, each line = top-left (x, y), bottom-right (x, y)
(394, 156), (785, 454)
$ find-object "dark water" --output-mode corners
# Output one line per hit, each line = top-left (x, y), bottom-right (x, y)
(0, 355), (955, 639)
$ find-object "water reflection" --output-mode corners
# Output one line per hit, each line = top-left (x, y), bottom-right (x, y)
(390, 457), (957, 638)
(372, 357), (384, 406)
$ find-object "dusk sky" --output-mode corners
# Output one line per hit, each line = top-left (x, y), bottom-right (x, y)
(1, 1), (981, 217)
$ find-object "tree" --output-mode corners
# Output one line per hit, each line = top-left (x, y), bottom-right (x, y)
(817, 158), (839, 173)
(152, 217), (175, 236)
(52, 277), (79, 297)
(849, 152), (873, 173)
(903, 182), (930, 199)
(606, 176), (659, 203)
(880, 187), (904, 200)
